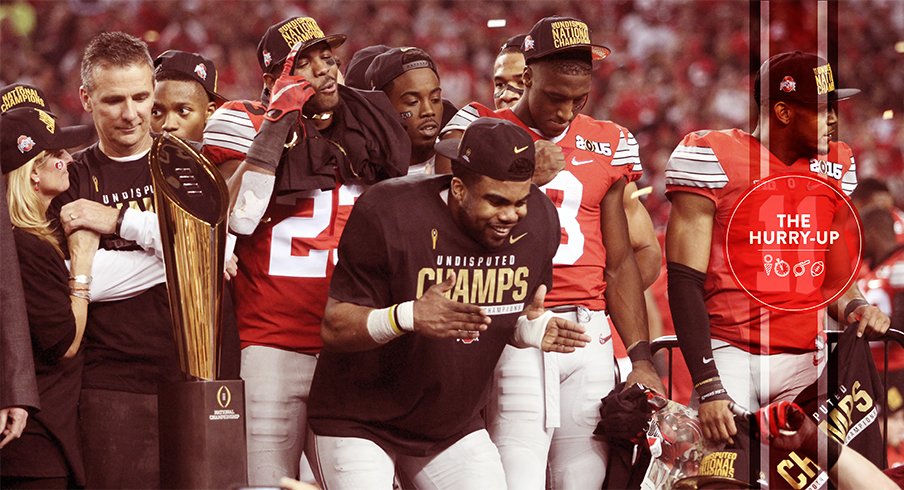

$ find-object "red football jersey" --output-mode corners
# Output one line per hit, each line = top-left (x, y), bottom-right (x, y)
(665, 129), (858, 354)
(491, 108), (642, 310)
(444, 102), (643, 309)
(202, 100), (361, 353)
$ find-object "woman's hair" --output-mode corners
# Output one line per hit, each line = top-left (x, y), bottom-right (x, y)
(5, 151), (64, 256)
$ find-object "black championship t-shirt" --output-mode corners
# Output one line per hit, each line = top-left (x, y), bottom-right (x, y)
(307, 174), (561, 456)
(50, 143), (181, 394)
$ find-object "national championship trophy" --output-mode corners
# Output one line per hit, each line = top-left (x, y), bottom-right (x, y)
(150, 133), (247, 489)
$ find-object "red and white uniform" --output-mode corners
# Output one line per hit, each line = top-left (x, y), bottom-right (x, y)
(448, 103), (643, 309)
(203, 100), (363, 353)
(202, 100), (361, 486)
(664, 129), (857, 355)
(894, 208), (904, 244)
(445, 102), (643, 490)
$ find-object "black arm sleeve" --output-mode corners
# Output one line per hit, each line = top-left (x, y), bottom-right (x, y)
(667, 261), (728, 400)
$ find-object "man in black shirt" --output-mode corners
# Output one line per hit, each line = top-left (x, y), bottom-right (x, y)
(307, 118), (590, 489)
(50, 31), (177, 489)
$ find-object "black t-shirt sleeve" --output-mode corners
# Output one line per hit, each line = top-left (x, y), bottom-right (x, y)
(538, 187), (560, 291)
(328, 192), (391, 308)
(13, 230), (76, 362)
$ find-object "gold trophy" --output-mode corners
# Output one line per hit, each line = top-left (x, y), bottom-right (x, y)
(150, 132), (247, 489)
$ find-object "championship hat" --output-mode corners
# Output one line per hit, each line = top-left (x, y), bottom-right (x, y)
(522, 16), (610, 63)
(673, 416), (760, 489)
(365, 47), (438, 91)
(344, 44), (391, 90)
(499, 34), (527, 54)
(754, 51), (860, 104)
(1, 107), (92, 174)
(435, 117), (535, 182)
(154, 50), (226, 105)
(1, 83), (49, 113)
(257, 16), (347, 74)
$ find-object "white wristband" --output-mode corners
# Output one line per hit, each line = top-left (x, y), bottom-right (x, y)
(366, 301), (415, 344)
(511, 310), (555, 349)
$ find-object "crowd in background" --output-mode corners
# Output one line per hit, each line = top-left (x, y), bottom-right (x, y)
(2, 0), (902, 229)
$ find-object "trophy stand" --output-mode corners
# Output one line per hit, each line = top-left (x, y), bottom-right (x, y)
(151, 133), (248, 489)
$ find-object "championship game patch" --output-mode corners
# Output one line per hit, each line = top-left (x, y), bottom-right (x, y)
(262, 50), (272, 67)
(523, 35), (535, 51)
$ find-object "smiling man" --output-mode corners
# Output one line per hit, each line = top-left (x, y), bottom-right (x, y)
(307, 117), (590, 490)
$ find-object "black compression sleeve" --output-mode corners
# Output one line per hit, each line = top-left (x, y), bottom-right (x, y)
(667, 261), (729, 401)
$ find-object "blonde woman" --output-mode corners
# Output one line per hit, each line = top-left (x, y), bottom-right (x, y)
(1, 107), (164, 489)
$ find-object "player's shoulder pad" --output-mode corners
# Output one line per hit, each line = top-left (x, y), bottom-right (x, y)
(665, 129), (730, 190)
(441, 101), (495, 135)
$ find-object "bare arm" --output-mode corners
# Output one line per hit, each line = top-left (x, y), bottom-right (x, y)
(602, 178), (664, 394)
(623, 181), (661, 289)
(217, 158), (242, 182)
(65, 230), (99, 359)
(830, 283), (890, 338)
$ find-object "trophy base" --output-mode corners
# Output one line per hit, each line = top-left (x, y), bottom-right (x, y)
(158, 379), (248, 489)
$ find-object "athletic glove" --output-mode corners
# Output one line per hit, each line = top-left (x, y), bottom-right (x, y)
(757, 400), (841, 469)
(265, 41), (316, 123)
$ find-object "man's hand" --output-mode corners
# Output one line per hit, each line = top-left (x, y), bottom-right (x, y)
(60, 199), (118, 235)
(224, 254), (239, 281)
(848, 304), (890, 339)
(532, 140), (565, 186)
(525, 285), (591, 352)
(625, 360), (666, 396)
(698, 399), (737, 444)
(413, 272), (491, 340)
(265, 41), (316, 122)
(756, 400), (817, 454)
(0, 407), (28, 448)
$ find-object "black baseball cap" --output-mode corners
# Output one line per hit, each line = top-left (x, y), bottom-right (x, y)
(522, 16), (610, 64)
(154, 50), (226, 105)
(365, 47), (438, 91)
(435, 117), (535, 182)
(257, 16), (346, 74)
(499, 34), (527, 54)
(1, 107), (92, 174)
(754, 51), (860, 104)
(1, 83), (49, 113)
(344, 44), (391, 90)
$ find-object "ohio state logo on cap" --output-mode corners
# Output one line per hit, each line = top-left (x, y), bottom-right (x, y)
(523, 35), (535, 51)
(779, 76), (796, 93)
(262, 50), (272, 67)
(17, 135), (35, 154)
(194, 63), (208, 80)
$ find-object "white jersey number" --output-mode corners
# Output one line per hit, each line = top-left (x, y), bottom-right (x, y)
(268, 185), (364, 277)
(542, 171), (585, 265)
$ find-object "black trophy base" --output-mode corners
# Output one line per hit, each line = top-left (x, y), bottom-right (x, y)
(158, 379), (248, 489)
